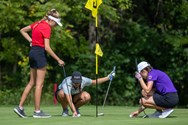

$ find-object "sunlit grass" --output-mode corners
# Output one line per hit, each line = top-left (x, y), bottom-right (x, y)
(0, 105), (187, 125)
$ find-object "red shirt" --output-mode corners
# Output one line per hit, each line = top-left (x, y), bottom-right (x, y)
(30, 20), (51, 48)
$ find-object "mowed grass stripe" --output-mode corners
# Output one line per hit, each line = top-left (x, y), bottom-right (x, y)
(0, 105), (187, 125)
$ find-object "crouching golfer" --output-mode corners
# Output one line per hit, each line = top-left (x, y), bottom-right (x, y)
(130, 61), (179, 118)
(55, 69), (115, 117)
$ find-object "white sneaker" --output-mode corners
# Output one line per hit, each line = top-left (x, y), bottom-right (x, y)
(62, 109), (69, 116)
(159, 109), (174, 118)
(76, 108), (81, 117)
(148, 110), (162, 118)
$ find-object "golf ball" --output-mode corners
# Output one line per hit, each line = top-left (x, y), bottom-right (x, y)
(129, 114), (133, 118)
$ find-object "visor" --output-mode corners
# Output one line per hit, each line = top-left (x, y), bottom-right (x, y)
(48, 15), (62, 27)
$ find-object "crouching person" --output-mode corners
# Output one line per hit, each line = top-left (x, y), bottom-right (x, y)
(130, 61), (179, 118)
(55, 69), (115, 117)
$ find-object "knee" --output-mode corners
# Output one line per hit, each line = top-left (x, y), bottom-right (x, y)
(57, 90), (66, 101)
(141, 89), (145, 96)
(28, 81), (35, 88)
(83, 92), (91, 102)
(139, 98), (147, 106)
(35, 82), (44, 89)
(139, 99), (142, 104)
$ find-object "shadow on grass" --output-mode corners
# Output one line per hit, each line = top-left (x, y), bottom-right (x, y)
(51, 114), (94, 117)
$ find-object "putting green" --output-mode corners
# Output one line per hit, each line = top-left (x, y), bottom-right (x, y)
(0, 105), (187, 125)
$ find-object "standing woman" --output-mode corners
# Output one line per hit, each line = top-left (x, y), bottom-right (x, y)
(14, 9), (65, 118)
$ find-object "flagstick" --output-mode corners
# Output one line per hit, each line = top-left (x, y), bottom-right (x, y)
(96, 54), (98, 117)
(85, 0), (102, 117)
(95, 15), (98, 117)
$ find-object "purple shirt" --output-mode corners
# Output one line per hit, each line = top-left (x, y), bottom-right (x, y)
(147, 69), (177, 95)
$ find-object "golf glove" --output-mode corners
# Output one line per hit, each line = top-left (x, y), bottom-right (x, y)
(135, 72), (142, 80)
(108, 70), (116, 81)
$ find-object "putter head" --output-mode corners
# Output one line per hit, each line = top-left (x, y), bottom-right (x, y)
(142, 115), (149, 118)
(98, 113), (104, 116)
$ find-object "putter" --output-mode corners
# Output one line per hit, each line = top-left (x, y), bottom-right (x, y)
(62, 66), (72, 97)
(98, 66), (116, 116)
(62, 66), (73, 113)
(62, 66), (67, 78)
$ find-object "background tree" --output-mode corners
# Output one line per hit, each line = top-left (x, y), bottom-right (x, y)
(0, 0), (187, 107)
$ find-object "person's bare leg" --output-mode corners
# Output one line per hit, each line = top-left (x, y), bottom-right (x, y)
(34, 67), (46, 111)
(57, 90), (70, 116)
(130, 96), (162, 117)
(130, 98), (146, 117)
(73, 91), (91, 108)
(19, 68), (36, 108)
(142, 96), (164, 111)
(57, 90), (68, 109)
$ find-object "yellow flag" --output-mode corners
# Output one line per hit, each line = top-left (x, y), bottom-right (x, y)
(95, 43), (103, 57)
(85, 0), (102, 18)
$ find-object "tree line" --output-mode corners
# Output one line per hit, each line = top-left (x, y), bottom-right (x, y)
(0, 0), (187, 107)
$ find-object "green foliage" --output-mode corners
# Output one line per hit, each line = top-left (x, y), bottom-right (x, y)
(0, 88), (23, 105)
(0, 1), (26, 33)
(0, 84), (55, 105)
(0, 0), (187, 107)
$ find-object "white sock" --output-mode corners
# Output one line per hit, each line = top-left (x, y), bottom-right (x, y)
(35, 110), (40, 113)
(19, 106), (23, 110)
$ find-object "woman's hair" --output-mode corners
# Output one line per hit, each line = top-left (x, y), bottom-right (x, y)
(144, 66), (153, 72)
(43, 9), (61, 20)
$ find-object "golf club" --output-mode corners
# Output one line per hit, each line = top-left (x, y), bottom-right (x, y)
(62, 66), (72, 100)
(62, 66), (74, 114)
(98, 66), (116, 116)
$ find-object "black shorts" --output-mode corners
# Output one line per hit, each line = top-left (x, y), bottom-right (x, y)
(29, 46), (47, 68)
(153, 92), (179, 108)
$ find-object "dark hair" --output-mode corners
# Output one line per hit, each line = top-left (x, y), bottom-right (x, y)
(144, 66), (153, 72)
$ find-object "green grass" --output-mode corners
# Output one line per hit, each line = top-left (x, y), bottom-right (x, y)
(0, 105), (188, 125)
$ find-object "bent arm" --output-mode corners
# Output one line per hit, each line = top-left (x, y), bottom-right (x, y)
(20, 25), (32, 42)
(139, 79), (153, 94)
(65, 94), (77, 115)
